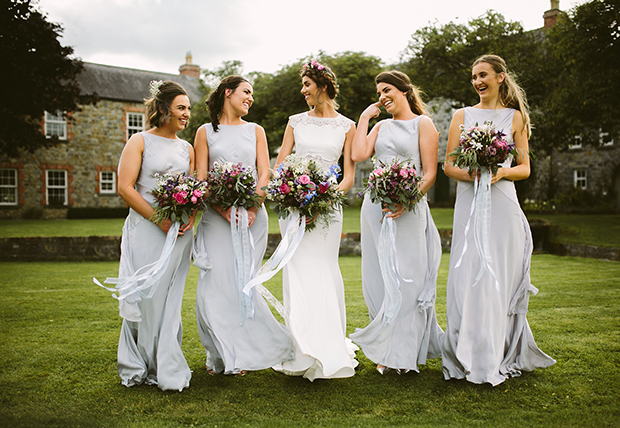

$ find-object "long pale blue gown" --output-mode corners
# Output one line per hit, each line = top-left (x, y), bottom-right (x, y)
(117, 132), (193, 391)
(442, 107), (555, 386)
(193, 123), (293, 374)
(350, 117), (444, 372)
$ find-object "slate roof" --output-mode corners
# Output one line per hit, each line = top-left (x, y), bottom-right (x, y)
(77, 62), (204, 104)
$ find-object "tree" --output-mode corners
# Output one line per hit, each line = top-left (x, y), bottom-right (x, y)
(536, 0), (620, 149)
(0, 0), (96, 156)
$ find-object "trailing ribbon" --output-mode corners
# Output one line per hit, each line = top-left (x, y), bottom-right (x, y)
(242, 211), (306, 318)
(230, 206), (256, 325)
(377, 215), (412, 325)
(416, 200), (442, 311)
(454, 167), (499, 290)
(93, 221), (181, 322)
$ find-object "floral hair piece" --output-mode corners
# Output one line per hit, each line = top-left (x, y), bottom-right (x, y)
(302, 60), (325, 72)
(149, 80), (164, 97)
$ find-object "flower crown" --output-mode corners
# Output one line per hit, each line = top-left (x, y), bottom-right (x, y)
(302, 60), (326, 72)
(149, 80), (164, 97)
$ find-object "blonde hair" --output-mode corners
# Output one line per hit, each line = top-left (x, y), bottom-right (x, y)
(473, 55), (531, 137)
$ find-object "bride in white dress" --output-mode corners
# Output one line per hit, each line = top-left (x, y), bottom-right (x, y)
(272, 60), (359, 381)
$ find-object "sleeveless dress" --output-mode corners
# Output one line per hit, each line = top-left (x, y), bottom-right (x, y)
(273, 112), (359, 381)
(117, 132), (193, 391)
(194, 123), (293, 374)
(349, 117), (444, 372)
(441, 107), (555, 386)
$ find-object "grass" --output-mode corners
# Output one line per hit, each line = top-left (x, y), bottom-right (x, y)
(1, 254), (619, 427)
(527, 213), (620, 248)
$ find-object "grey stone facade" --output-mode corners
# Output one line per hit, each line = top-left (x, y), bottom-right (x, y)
(0, 60), (203, 220)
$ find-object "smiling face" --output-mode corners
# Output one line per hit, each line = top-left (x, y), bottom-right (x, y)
(301, 75), (324, 107)
(377, 82), (408, 116)
(167, 94), (191, 131)
(226, 81), (254, 117)
(471, 61), (505, 102)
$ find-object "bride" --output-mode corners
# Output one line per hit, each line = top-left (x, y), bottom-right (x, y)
(272, 60), (358, 380)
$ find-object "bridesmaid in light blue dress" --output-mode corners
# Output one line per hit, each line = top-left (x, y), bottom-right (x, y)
(349, 71), (443, 375)
(442, 55), (555, 386)
(114, 81), (194, 391)
(193, 76), (293, 375)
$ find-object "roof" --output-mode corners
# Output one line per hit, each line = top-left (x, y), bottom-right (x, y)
(77, 62), (204, 104)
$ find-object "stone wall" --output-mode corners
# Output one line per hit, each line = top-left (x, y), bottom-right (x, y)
(0, 100), (137, 220)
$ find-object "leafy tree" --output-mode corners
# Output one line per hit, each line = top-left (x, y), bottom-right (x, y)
(536, 0), (620, 149)
(0, 0), (95, 156)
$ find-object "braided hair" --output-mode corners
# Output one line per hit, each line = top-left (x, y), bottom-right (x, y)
(206, 75), (249, 132)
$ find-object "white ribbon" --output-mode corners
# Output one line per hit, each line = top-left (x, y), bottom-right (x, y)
(416, 201), (442, 311)
(230, 206), (256, 325)
(454, 167), (499, 290)
(93, 221), (181, 322)
(377, 215), (413, 325)
(242, 211), (306, 318)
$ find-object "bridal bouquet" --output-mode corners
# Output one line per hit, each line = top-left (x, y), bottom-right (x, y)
(150, 172), (208, 225)
(264, 153), (346, 231)
(449, 121), (517, 175)
(206, 161), (261, 210)
(360, 158), (424, 212)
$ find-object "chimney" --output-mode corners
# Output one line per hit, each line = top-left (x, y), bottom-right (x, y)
(179, 51), (200, 78)
(543, 0), (561, 28)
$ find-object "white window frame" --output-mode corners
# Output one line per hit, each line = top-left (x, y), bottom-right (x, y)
(99, 170), (116, 194)
(46, 169), (68, 206)
(600, 129), (614, 147)
(574, 169), (587, 190)
(45, 111), (67, 140)
(568, 135), (582, 150)
(0, 168), (18, 206)
(126, 112), (145, 140)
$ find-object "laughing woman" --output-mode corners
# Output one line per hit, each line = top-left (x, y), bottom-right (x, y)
(441, 54), (555, 386)
(193, 75), (293, 375)
(349, 71), (444, 375)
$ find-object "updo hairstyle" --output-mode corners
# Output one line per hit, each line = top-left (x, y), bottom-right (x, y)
(145, 81), (188, 129)
(300, 61), (339, 108)
(206, 75), (250, 132)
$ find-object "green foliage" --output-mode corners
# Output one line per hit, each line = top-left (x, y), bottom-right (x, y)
(533, 0), (620, 150)
(1, 255), (619, 427)
(0, 0), (97, 156)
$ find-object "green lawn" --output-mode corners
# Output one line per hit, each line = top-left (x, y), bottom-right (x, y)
(1, 254), (619, 427)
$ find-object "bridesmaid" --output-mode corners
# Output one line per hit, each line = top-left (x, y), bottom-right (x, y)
(442, 54), (555, 386)
(272, 60), (359, 381)
(115, 80), (194, 391)
(193, 75), (293, 375)
(349, 71), (444, 374)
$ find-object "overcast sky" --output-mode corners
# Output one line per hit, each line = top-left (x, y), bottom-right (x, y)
(37, 0), (587, 76)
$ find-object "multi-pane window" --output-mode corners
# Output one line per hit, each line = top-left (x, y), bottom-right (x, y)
(600, 129), (614, 147)
(46, 169), (68, 206)
(127, 112), (145, 139)
(568, 135), (582, 150)
(45, 111), (67, 140)
(0, 168), (18, 205)
(574, 169), (587, 190)
(100, 170), (116, 194)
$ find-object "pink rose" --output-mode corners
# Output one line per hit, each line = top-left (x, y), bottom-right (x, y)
(298, 174), (311, 185)
(193, 190), (203, 198)
(318, 183), (329, 194)
(280, 183), (291, 194)
(399, 169), (409, 178)
(191, 196), (198, 204)
(372, 168), (383, 176)
(173, 193), (185, 204)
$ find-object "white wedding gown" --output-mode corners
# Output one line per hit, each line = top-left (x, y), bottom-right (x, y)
(273, 112), (359, 381)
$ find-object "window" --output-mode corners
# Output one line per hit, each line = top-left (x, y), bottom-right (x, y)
(46, 169), (68, 206)
(127, 112), (145, 140)
(574, 169), (587, 190)
(45, 111), (67, 140)
(0, 168), (18, 205)
(99, 170), (116, 194)
(600, 129), (614, 147)
(568, 135), (582, 150)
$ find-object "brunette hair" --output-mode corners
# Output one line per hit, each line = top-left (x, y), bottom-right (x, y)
(300, 61), (339, 108)
(145, 81), (188, 129)
(375, 71), (428, 116)
(472, 54), (531, 137)
(206, 75), (249, 132)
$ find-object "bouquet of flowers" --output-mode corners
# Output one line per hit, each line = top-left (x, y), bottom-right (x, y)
(264, 153), (346, 231)
(449, 121), (517, 175)
(206, 161), (261, 211)
(149, 172), (208, 225)
(359, 158), (424, 212)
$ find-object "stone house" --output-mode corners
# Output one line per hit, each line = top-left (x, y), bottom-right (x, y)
(0, 55), (203, 220)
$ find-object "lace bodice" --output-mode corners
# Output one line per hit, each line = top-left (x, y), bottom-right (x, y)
(289, 112), (354, 167)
